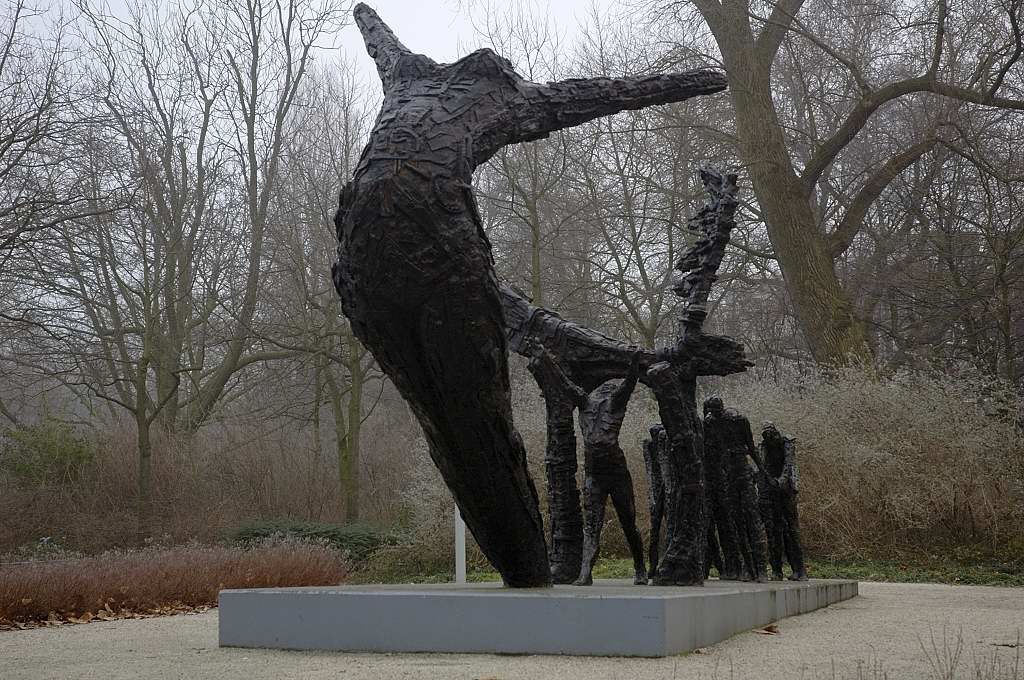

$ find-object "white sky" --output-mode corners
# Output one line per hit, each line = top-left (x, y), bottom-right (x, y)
(336, 0), (618, 84)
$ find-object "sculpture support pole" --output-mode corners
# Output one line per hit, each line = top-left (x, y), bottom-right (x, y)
(455, 508), (466, 584)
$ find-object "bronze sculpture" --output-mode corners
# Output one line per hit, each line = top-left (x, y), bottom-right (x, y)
(758, 422), (807, 581)
(530, 348), (647, 586)
(332, 3), (729, 587)
(704, 398), (769, 581)
(702, 396), (745, 579)
(526, 343), (583, 583)
(575, 362), (647, 586)
(642, 424), (667, 578)
(502, 171), (750, 585)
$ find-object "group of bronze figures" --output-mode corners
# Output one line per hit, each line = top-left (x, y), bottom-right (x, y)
(530, 347), (807, 587)
(657, 403), (805, 584)
(334, 4), (803, 587)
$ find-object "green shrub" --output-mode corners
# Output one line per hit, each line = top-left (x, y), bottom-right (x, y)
(0, 420), (95, 485)
(230, 520), (399, 561)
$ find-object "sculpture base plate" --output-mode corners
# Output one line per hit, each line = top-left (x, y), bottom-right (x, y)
(218, 578), (857, 657)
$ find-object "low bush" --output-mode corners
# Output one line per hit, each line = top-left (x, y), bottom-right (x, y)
(230, 520), (399, 561)
(0, 539), (348, 624)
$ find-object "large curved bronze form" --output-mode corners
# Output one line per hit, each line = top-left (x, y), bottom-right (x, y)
(332, 3), (728, 587)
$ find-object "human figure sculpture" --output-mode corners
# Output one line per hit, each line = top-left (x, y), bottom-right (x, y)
(704, 398), (769, 582)
(332, 3), (728, 586)
(576, 360), (647, 586)
(644, 362), (706, 586)
(704, 494), (725, 579)
(758, 422), (807, 581)
(539, 351), (647, 586)
(500, 171), (749, 586)
(526, 344), (583, 583)
(701, 397), (745, 580)
(642, 424), (667, 577)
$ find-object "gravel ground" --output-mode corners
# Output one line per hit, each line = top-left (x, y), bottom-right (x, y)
(2, 582), (1021, 680)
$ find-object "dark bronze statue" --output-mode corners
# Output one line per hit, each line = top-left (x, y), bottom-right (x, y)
(758, 422), (807, 581)
(642, 424), (666, 578)
(502, 277), (750, 586)
(332, 3), (728, 586)
(644, 361), (706, 585)
(642, 170), (743, 585)
(704, 398), (769, 582)
(534, 349), (647, 586)
(526, 344), (583, 583)
(704, 488), (725, 579)
(701, 396), (745, 579)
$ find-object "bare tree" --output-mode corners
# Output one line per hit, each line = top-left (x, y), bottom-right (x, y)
(0, 0), (116, 271)
(656, 0), (1024, 363)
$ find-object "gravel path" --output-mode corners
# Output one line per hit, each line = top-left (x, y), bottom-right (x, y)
(2, 582), (1021, 679)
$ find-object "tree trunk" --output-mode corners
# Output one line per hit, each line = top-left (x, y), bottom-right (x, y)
(342, 348), (364, 522)
(136, 411), (153, 544)
(324, 365), (350, 521)
(714, 24), (871, 363)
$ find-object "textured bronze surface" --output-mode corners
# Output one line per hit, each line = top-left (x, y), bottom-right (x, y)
(758, 423), (807, 581)
(527, 346), (584, 583)
(703, 396), (745, 580)
(705, 400), (769, 581)
(643, 424), (667, 577)
(332, 3), (728, 586)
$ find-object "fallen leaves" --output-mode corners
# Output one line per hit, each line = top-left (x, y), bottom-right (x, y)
(0, 604), (212, 631)
(754, 624), (780, 635)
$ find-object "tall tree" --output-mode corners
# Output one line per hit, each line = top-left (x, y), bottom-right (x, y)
(675, 0), (1024, 363)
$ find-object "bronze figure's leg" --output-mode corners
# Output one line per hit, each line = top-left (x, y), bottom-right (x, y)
(705, 451), (744, 579)
(767, 489), (785, 579)
(609, 472), (648, 585)
(704, 513), (723, 579)
(783, 493), (808, 580)
(575, 475), (608, 586)
(540, 399), (583, 584)
(643, 425), (667, 580)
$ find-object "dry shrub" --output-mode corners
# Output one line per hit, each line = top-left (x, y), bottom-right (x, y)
(0, 403), (419, 553)
(356, 439), (491, 582)
(5, 354), (1020, 577)
(383, 360), (1023, 573)
(0, 540), (347, 623)
(709, 364), (1024, 560)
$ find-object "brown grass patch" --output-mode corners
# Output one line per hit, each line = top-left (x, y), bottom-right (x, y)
(0, 540), (347, 625)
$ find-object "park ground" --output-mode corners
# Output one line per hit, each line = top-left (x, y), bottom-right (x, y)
(1, 582), (1021, 680)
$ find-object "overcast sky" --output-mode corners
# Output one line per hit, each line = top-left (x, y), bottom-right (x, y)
(336, 0), (618, 84)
